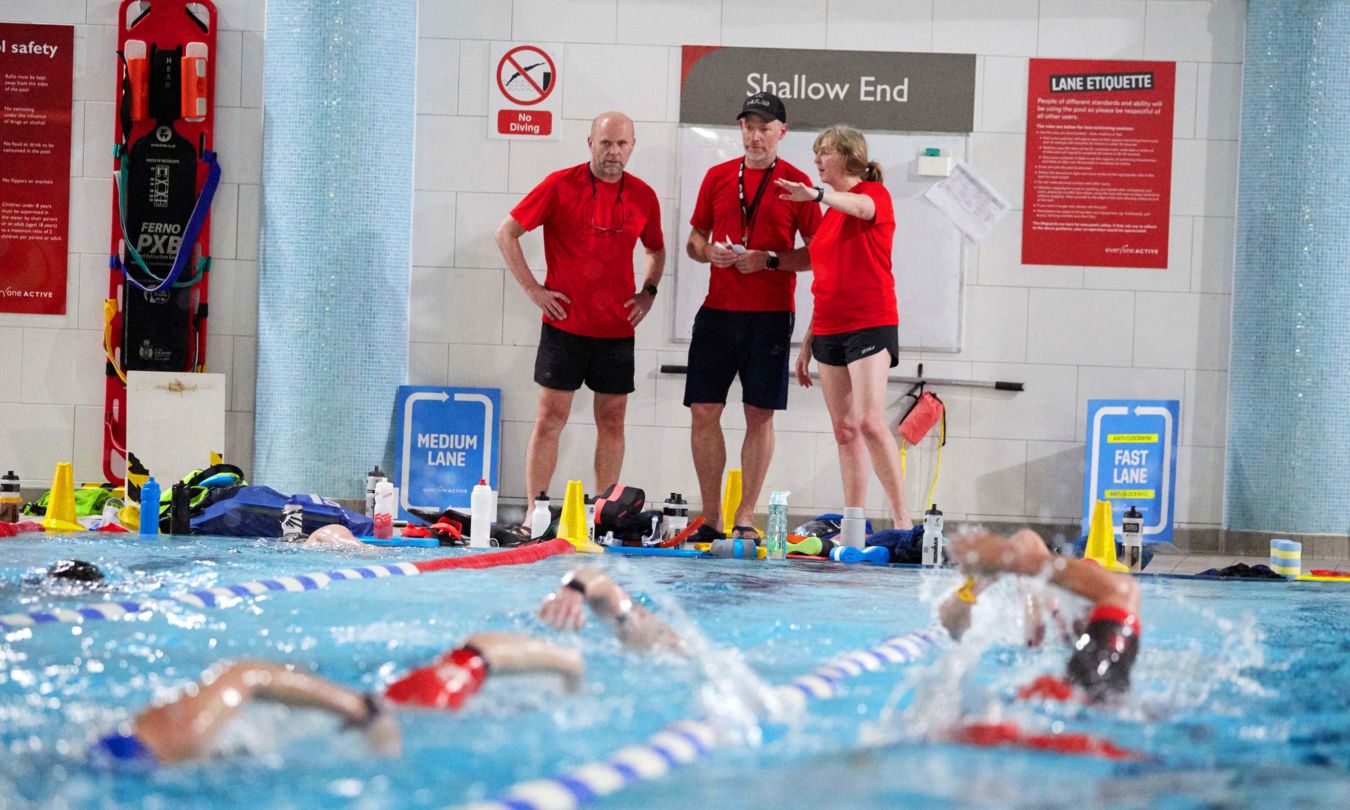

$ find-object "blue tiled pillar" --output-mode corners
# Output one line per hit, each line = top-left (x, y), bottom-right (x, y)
(1226, 2), (1350, 534)
(254, 1), (415, 496)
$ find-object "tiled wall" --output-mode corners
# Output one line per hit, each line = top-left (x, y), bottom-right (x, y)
(0, 0), (265, 486)
(409, 0), (1243, 530)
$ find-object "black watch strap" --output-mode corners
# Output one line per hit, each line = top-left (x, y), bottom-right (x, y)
(766, 251), (780, 270)
(814, 186), (826, 203)
(643, 283), (658, 297)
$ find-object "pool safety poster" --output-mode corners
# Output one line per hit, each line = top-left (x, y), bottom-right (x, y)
(1022, 59), (1175, 269)
(394, 386), (501, 520)
(489, 42), (562, 140)
(1082, 399), (1180, 543)
(0, 23), (74, 315)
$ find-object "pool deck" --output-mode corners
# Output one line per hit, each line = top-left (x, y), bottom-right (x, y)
(1150, 551), (1345, 576)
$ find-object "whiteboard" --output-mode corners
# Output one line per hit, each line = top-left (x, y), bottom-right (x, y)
(673, 127), (967, 351)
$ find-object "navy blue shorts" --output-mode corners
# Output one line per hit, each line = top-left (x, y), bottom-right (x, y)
(534, 323), (635, 394)
(812, 325), (899, 368)
(683, 307), (793, 410)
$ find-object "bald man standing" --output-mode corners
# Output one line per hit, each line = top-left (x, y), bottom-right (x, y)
(497, 113), (666, 515)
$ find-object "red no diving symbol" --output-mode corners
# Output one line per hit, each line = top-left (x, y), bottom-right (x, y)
(496, 46), (557, 107)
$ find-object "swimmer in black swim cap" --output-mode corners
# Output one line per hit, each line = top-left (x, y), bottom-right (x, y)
(48, 559), (105, 583)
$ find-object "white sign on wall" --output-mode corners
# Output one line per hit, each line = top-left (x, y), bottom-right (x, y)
(488, 42), (562, 141)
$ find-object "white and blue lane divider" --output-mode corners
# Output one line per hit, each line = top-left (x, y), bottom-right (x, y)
(461, 625), (947, 810)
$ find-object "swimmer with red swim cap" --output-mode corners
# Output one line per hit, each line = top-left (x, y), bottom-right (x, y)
(939, 529), (1142, 704)
(91, 633), (582, 768)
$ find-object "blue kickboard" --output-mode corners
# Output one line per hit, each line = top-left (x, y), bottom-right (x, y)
(604, 545), (710, 558)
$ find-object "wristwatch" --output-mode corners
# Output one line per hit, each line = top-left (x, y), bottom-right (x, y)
(643, 283), (658, 297)
(766, 251), (780, 270)
(814, 186), (826, 203)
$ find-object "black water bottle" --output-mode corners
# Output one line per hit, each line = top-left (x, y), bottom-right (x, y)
(169, 482), (192, 535)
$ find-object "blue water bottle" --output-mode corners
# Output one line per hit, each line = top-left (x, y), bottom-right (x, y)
(139, 476), (160, 537)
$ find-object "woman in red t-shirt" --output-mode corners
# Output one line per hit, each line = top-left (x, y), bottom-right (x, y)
(776, 125), (912, 530)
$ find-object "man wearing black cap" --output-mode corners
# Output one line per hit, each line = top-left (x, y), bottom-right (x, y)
(682, 92), (822, 543)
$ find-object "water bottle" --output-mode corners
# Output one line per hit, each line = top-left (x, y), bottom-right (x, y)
(531, 492), (551, 539)
(1121, 505), (1144, 572)
(470, 479), (493, 547)
(139, 476), (161, 536)
(921, 504), (944, 565)
(373, 481), (396, 540)
(281, 496), (306, 541)
(662, 493), (689, 541)
(0, 470), (20, 523)
(584, 494), (596, 542)
(766, 490), (790, 559)
(365, 465), (387, 516)
(170, 482), (193, 535)
(840, 506), (866, 549)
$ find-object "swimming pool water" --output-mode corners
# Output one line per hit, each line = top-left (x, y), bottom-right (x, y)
(2, 534), (1348, 808)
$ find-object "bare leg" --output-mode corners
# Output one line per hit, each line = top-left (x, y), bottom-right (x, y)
(736, 404), (775, 529)
(525, 387), (575, 514)
(818, 363), (869, 508)
(847, 352), (912, 529)
(593, 393), (628, 494)
(690, 402), (726, 529)
(131, 661), (391, 764)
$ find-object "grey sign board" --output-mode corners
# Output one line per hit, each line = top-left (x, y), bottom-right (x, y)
(680, 46), (976, 133)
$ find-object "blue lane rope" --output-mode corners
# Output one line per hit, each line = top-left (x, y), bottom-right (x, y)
(460, 626), (947, 810)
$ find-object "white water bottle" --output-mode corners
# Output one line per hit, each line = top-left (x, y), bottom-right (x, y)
(840, 506), (866, 549)
(373, 481), (397, 540)
(767, 491), (790, 559)
(281, 497), (305, 541)
(470, 479), (494, 547)
(531, 492), (551, 539)
(921, 504), (944, 565)
(365, 465), (387, 516)
(662, 493), (688, 540)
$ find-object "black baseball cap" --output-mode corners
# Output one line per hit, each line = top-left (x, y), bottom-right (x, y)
(737, 92), (786, 124)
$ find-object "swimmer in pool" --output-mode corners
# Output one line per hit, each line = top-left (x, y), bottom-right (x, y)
(938, 529), (1141, 704)
(539, 566), (688, 655)
(92, 632), (583, 767)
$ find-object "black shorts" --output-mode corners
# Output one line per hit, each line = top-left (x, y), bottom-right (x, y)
(812, 325), (899, 368)
(683, 307), (794, 410)
(534, 323), (635, 394)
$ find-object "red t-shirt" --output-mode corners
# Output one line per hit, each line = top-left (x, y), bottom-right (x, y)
(807, 181), (897, 335)
(511, 164), (664, 338)
(689, 158), (822, 312)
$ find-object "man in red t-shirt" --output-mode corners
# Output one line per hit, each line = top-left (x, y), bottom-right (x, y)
(683, 93), (822, 541)
(496, 112), (665, 515)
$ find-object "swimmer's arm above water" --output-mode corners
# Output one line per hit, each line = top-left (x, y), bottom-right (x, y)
(949, 530), (1139, 614)
(540, 566), (688, 655)
(463, 632), (584, 692)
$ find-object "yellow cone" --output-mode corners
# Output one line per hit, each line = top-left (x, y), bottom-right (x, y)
(41, 462), (85, 533)
(558, 479), (602, 553)
(1084, 499), (1128, 573)
(721, 468), (743, 536)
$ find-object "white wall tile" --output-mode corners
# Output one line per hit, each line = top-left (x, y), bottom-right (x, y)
(213, 107), (264, 186)
(1082, 216), (1193, 292)
(446, 343), (539, 422)
(515, 0), (617, 43)
(1027, 289), (1134, 366)
(826, 0), (934, 52)
(1172, 62), (1198, 139)
(1143, 0), (1245, 63)
(230, 335), (256, 412)
(980, 56), (1028, 134)
(225, 410), (254, 472)
(665, 46), (681, 124)
(458, 40), (490, 116)
(976, 217), (1085, 289)
(419, 0), (512, 39)
(409, 341), (450, 385)
(1175, 443), (1223, 526)
(21, 328), (104, 406)
(215, 30), (243, 109)
(1190, 216), (1233, 294)
(204, 332), (234, 406)
(562, 44), (669, 122)
(937, 436), (1028, 518)
(1132, 292), (1230, 371)
(1037, 1), (1146, 59)
(409, 266), (504, 345)
(0, 0), (85, 23)
(1023, 440), (1083, 521)
(455, 192), (535, 268)
(625, 121), (677, 201)
(968, 132), (1025, 209)
(0, 328), (22, 400)
(959, 285), (1028, 363)
(968, 362), (1078, 441)
(205, 259), (256, 338)
(508, 117), (592, 192)
(415, 116), (508, 191)
(417, 38), (461, 116)
(236, 184), (260, 261)
(69, 102), (85, 177)
(239, 31), (265, 108)
(72, 25), (116, 102)
(210, 183), (240, 261)
(85, 0), (119, 25)
(76, 253), (109, 332)
(68, 176), (111, 255)
(81, 102), (112, 185)
(1194, 62), (1241, 141)
(617, 0), (721, 46)
(412, 191), (458, 267)
(723, 0), (828, 49)
(72, 404), (105, 482)
(933, 0), (1038, 57)
(0, 404), (75, 482)
(502, 273), (547, 347)
(218, 0), (266, 32)
(1074, 365), (1184, 440)
(1183, 369), (1226, 448)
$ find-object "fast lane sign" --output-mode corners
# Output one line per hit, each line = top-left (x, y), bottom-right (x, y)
(489, 42), (561, 140)
(1082, 399), (1180, 543)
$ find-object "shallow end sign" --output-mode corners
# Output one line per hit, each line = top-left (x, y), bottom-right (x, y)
(394, 386), (501, 520)
(1082, 399), (1179, 542)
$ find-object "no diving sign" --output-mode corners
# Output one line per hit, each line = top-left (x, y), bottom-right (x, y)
(489, 42), (561, 140)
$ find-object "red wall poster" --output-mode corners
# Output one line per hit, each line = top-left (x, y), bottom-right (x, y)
(0, 23), (74, 315)
(1022, 59), (1175, 269)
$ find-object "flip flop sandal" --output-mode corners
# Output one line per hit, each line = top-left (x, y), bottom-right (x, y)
(688, 522), (725, 544)
(731, 525), (762, 543)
